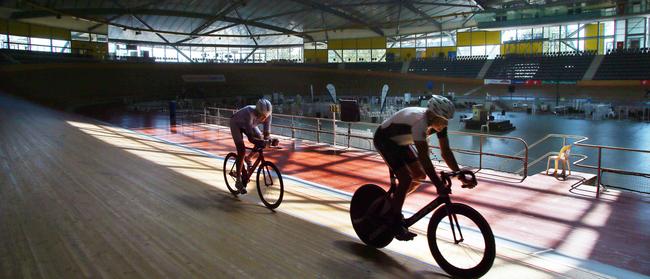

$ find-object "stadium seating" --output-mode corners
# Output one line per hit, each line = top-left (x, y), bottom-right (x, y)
(345, 62), (403, 72)
(0, 49), (96, 64)
(408, 56), (488, 78)
(593, 48), (650, 80)
(485, 51), (595, 80)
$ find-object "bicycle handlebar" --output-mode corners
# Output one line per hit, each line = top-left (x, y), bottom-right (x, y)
(440, 170), (477, 189)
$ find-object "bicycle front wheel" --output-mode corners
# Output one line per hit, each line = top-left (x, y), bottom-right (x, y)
(223, 153), (240, 196)
(256, 161), (284, 209)
(427, 203), (495, 278)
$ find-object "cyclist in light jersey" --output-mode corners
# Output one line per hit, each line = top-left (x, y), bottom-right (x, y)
(230, 99), (272, 192)
(373, 95), (476, 240)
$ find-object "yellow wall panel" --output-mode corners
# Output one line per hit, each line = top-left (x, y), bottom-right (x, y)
(30, 24), (51, 39)
(356, 38), (371, 49)
(471, 32), (486, 45)
(585, 24), (599, 37)
(387, 48), (413, 61)
(304, 49), (328, 63)
(328, 39), (342, 50)
(51, 27), (71, 40)
(371, 37), (386, 49)
(341, 39), (356, 49)
(0, 19), (7, 33)
(400, 48), (416, 60)
(485, 31), (501, 45)
(9, 21), (30, 36)
(457, 32), (471, 46)
(425, 47), (456, 58)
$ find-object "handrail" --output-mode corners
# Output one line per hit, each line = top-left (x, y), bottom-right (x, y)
(201, 107), (529, 180)
(523, 133), (650, 197)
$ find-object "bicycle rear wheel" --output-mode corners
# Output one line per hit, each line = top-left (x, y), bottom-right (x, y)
(427, 203), (495, 278)
(223, 153), (240, 196)
(256, 161), (284, 209)
(350, 184), (394, 248)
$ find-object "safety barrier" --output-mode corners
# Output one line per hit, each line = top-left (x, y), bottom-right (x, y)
(517, 134), (650, 196)
(201, 107), (529, 180)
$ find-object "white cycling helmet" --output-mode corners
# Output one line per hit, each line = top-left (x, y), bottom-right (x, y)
(256, 98), (272, 117)
(427, 95), (454, 119)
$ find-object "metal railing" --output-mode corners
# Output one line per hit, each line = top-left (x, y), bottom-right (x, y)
(201, 107), (529, 180)
(520, 133), (650, 196)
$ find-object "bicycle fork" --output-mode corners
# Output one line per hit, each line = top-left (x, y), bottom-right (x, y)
(446, 203), (465, 245)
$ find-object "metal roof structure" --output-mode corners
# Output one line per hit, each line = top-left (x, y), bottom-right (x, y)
(3, 0), (612, 47)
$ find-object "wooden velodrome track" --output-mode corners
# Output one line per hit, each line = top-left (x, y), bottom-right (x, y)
(1, 94), (648, 278)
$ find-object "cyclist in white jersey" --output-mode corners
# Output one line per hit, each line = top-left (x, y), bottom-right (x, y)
(373, 95), (476, 240)
(229, 99), (272, 193)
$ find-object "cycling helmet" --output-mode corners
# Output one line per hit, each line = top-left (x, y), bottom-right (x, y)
(427, 95), (454, 119)
(256, 98), (272, 117)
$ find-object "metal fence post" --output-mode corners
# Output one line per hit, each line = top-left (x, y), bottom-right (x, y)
(347, 122), (351, 148)
(479, 136), (483, 171)
(291, 116), (295, 138)
(597, 147), (602, 199)
(317, 119), (321, 143)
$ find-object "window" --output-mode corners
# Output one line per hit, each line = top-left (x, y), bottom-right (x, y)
(139, 45), (153, 58)
(0, 34), (7, 49)
(216, 47), (229, 62)
(598, 21), (613, 36)
(342, 49), (356, 62)
(486, 45), (499, 58)
(471, 45), (486, 56)
(357, 49), (371, 62)
(502, 30), (517, 42)
(30, 38), (51, 52)
(427, 33), (442, 48)
(328, 50), (341, 63)
(153, 46), (165, 60)
(8, 35), (29, 50)
(400, 35), (415, 48)
(415, 34), (427, 48)
(71, 31), (90, 41)
(371, 49), (385, 62)
(165, 46), (178, 62)
(440, 33), (455, 46)
(627, 17), (646, 35)
(517, 28), (533, 40)
(457, 46), (471, 56)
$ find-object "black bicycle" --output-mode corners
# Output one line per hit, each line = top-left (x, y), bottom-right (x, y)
(223, 140), (284, 209)
(350, 170), (495, 278)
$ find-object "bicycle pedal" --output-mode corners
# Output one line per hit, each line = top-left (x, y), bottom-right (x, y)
(394, 226), (417, 241)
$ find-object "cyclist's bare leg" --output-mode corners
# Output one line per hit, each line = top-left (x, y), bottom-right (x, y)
(406, 161), (426, 195)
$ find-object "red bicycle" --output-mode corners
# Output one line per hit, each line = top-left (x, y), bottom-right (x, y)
(223, 139), (284, 209)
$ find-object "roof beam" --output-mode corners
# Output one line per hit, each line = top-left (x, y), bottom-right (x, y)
(410, 1), (478, 8)
(286, 0), (384, 36)
(131, 14), (193, 62)
(401, 0), (443, 30)
(12, 7), (313, 41)
(189, 1), (243, 35)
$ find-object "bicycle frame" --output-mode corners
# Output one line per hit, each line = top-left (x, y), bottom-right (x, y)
(388, 169), (466, 244)
(242, 147), (265, 182)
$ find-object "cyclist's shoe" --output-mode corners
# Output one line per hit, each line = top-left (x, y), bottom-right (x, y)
(235, 180), (247, 194)
(394, 225), (417, 241)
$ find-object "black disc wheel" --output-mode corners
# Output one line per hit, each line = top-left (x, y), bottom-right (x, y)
(350, 184), (394, 248)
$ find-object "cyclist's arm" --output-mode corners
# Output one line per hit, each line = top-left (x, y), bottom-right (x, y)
(414, 141), (444, 188)
(244, 126), (265, 146)
(438, 136), (460, 172)
(262, 115), (271, 139)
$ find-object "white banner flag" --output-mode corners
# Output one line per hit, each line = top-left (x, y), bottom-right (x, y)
(380, 84), (389, 113)
(326, 83), (337, 103)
